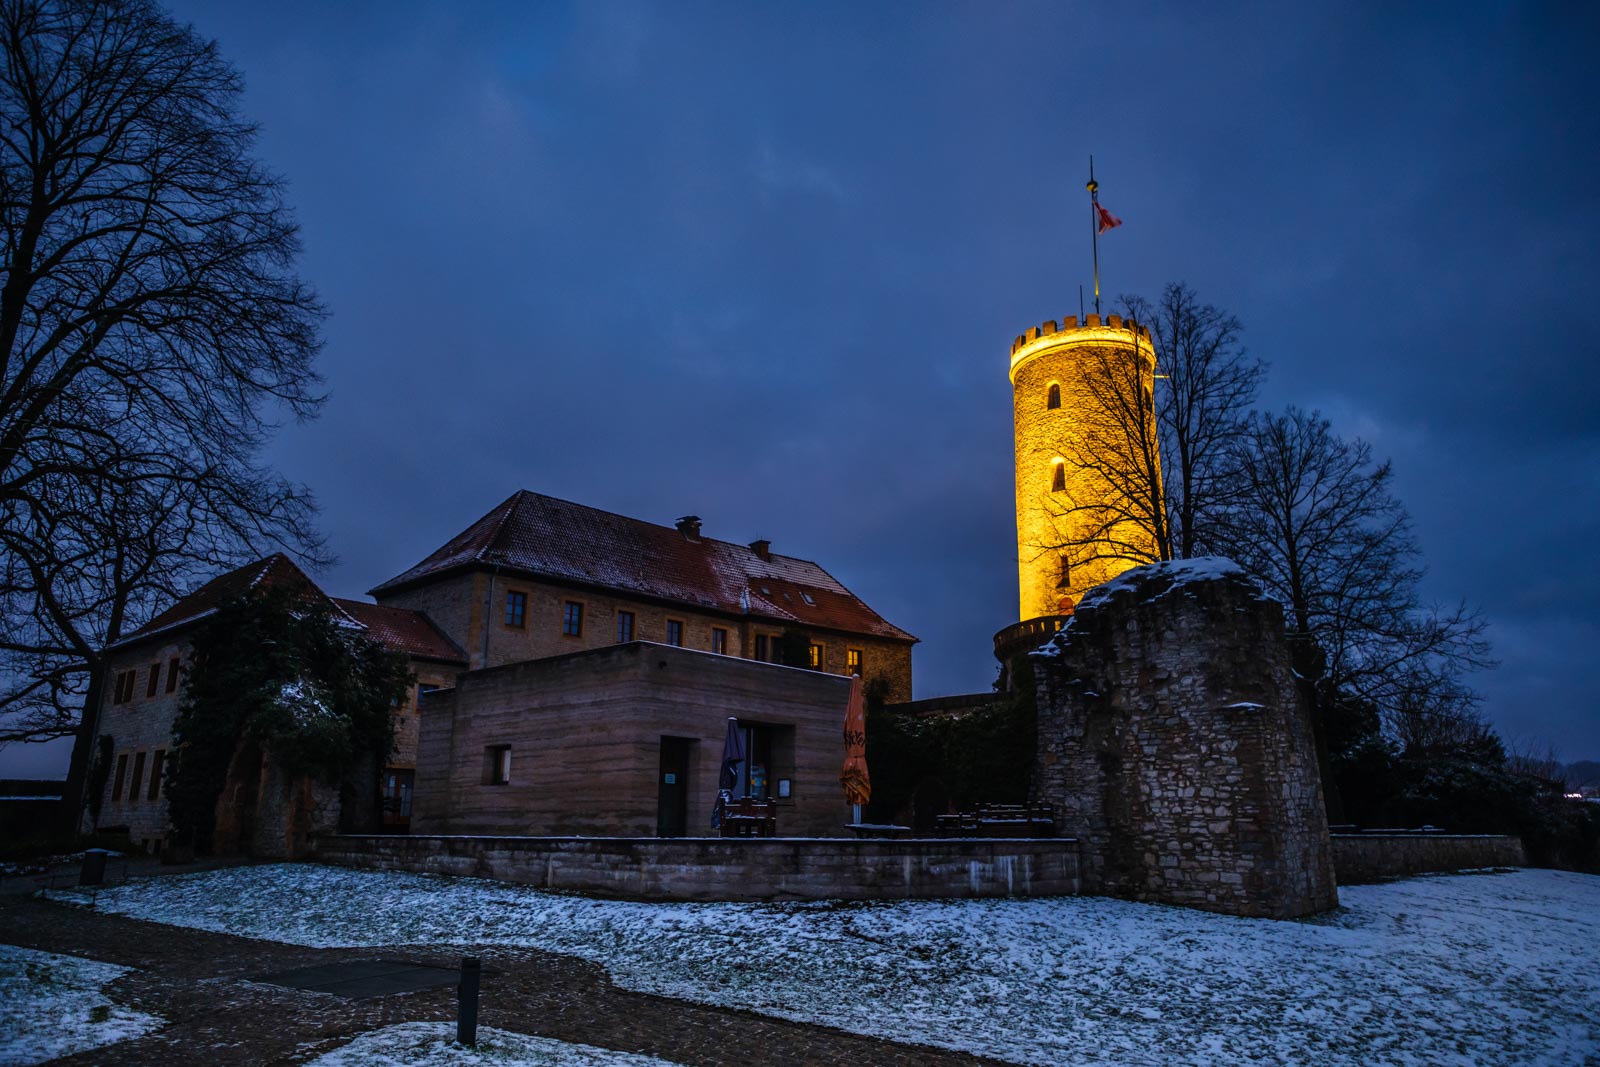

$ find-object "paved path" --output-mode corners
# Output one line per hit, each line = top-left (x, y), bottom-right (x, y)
(2, 888), (1010, 1066)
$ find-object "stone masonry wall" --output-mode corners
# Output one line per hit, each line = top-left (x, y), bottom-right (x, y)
(1032, 559), (1339, 918)
(1330, 834), (1525, 884)
(314, 833), (1081, 902)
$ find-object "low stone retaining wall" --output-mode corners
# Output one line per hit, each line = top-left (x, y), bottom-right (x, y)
(313, 834), (1081, 902)
(1330, 834), (1525, 884)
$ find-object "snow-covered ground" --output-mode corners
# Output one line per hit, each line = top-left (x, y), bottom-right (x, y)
(307, 1022), (684, 1066)
(63, 865), (1600, 1067)
(0, 944), (161, 1066)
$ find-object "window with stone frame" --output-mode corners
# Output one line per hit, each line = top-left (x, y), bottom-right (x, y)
(666, 619), (684, 647)
(1047, 382), (1061, 409)
(847, 648), (863, 675)
(562, 600), (583, 637)
(616, 610), (635, 642)
(147, 750), (165, 800)
(808, 643), (824, 670)
(504, 590), (526, 628)
(711, 627), (728, 655)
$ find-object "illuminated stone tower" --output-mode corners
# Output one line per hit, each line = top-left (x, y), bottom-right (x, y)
(1007, 313), (1161, 623)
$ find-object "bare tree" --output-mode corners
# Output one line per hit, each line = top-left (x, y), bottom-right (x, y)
(1214, 407), (1492, 811)
(0, 1), (325, 821)
(1122, 283), (1263, 559)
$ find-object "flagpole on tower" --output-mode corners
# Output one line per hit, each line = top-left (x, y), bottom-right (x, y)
(1087, 155), (1102, 317)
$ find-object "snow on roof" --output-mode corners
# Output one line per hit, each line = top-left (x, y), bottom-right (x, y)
(368, 490), (916, 643)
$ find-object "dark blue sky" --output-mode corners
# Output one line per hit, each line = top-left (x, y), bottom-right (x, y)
(7, 2), (1598, 777)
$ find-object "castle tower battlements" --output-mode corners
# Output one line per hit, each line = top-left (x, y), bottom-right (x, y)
(1009, 312), (1161, 622)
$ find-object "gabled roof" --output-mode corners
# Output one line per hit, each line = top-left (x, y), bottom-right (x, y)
(111, 554), (467, 664)
(114, 554), (327, 647)
(370, 491), (917, 643)
(331, 599), (468, 665)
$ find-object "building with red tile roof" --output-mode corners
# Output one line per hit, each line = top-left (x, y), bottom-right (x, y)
(371, 490), (916, 701)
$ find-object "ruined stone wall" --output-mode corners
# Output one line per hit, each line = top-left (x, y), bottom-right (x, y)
(1032, 559), (1338, 918)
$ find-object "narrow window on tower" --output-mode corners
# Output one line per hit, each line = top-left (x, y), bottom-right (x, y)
(1047, 382), (1061, 409)
(1051, 462), (1066, 492)
(1058, 555), (1072, 588)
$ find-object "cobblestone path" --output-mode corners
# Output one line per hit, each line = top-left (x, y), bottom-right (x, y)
(1, 891), (1010, 1067)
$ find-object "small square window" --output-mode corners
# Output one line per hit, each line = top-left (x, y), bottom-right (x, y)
(484, 744), (512, 785)
(563, 600), (583, 637)
(505, 591), (526, 628)
(711, 627), (728, 655)
(847, 649), (863, 676)
(617, 611), (635, 643)
(667, 620), (684, 647)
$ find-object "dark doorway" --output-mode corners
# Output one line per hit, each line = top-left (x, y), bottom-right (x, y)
(657, 736), (692, 837)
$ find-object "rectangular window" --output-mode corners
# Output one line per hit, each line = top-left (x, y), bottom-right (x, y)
(147, 750), (165, 801)
(418, 682), (440, 703)
(111, 753), (128, 802)
(484, 744), (512, 785)
(504, 590), (526, 628)
(146, 664), (160, 698)
(666, 619), (684, 647)
(808, 643), (824, 670)
(112, 670), (134, 705)
(847, 649), (863, 676)
(166, 657), (180, 693)
(562, 600), (584, 637)
(711, 627), (728, 655)
(754, 634), (768, 661)
(129, 751), (146, 802)
(616, 611), (635, 643)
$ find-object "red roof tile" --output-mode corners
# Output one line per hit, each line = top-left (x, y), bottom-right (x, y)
(331, 599), (467, 664)
(113, 554), (467, 664)
(370, 491), (916, 643)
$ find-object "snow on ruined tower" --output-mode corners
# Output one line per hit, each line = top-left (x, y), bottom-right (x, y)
(1007, 313), (1162, 623)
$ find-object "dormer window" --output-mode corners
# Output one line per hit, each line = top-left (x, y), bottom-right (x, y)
(1047, 383), (1061, 409)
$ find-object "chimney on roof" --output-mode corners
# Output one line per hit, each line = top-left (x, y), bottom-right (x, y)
(749, 538), (771, 561)
(675, 515), (702, 542)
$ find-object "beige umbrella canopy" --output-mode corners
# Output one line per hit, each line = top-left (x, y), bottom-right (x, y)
(840, 674), (871, 819)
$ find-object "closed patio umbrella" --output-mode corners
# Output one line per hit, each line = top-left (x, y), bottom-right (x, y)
(711, 716), (745, 829)
(840, 675), (871, 824)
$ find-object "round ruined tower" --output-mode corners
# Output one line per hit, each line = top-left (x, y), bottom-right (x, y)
(995, 313), (1162, 668)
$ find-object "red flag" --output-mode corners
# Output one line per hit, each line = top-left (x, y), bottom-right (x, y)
(1095, 203), (1123, 235)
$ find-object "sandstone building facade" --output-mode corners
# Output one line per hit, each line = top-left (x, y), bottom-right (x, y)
(370, 490), (916, 703)
(90, 555), (466, 854)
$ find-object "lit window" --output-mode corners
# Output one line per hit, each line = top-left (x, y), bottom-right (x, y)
(146, 663), (160, 698)
(562, 600), (583, 637)
(484, 744), (511, 785)
(505, 591), (526, 628)
(1051, 463), (1066, 492)
(667, 620), (684, 647)
(165, 657), (180, 693)
(847, 649), (862, 675)
(712, 627), (728, 655)
(1047, 383), (1061, 409)
(617, 611), (635, 642)
(808, 643), (823, 670)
